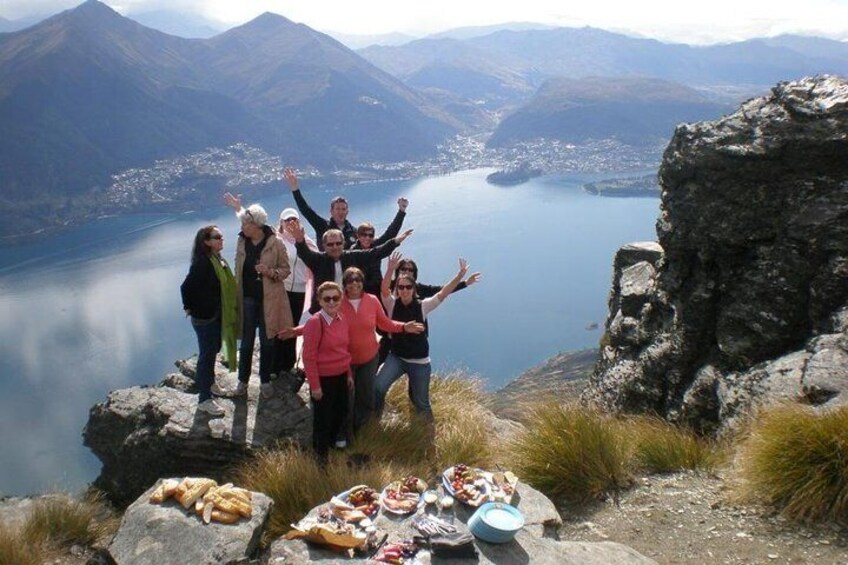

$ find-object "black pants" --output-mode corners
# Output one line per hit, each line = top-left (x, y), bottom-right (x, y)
(273, 290), (305, 374)
(313, 373), (349, 461)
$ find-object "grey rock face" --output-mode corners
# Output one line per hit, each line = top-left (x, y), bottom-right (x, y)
(107, 479), (272, 565)
(267, 481), (655, 564)
(83, 354), (312, 505)
(585, 76), (848, 433)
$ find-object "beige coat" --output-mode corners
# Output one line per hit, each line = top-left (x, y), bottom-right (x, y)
(235, 227), (294, 338)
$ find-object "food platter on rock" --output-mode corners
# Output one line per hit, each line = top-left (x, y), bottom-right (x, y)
(442, 465), (519, 507)
(441, 464), (491, 507)
(380, 476), (427, 515)
(331, 484), (380, 520)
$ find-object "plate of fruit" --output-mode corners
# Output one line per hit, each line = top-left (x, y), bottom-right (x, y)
(380, 475), (428, 515)
(331, 485), (380, 519)
(442, 464), (491, 507)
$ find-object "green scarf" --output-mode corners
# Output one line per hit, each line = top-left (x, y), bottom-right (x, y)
(210, 254), (238, 371)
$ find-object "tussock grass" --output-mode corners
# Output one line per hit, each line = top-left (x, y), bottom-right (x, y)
(0, 524), (42, 565)
(509, 403), (632, 506)
(629, 416), (719, 473)
(736, 404), (848, 522)
(21, 493), (116, 549)
(235, 445), (334, 541)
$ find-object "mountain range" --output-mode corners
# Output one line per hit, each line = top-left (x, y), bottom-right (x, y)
(0, 0), (452, 236)
(2, 0), (848, 240)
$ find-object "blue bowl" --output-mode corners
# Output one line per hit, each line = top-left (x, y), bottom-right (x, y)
(467, 502), (525, 543)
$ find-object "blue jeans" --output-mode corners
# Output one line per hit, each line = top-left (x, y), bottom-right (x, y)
(238, 296), (272, 384)
(374, 353), (433, 420)
(191, 315), (221, 403)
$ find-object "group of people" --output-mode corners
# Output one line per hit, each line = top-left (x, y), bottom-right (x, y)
(180, 168), (481, 460)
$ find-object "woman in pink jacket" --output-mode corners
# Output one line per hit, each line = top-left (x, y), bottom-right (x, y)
(340, 267), (423, 435)
(302, 282), (352, 462)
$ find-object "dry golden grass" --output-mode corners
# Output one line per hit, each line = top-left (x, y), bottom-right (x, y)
(0, 524), (42, 565)
(628, 416), (719, 473)
(21, 493), (116, 549)
(509, 403), (632, 507)
(736, 404), (848, 522)
(235, 445), (334, 542)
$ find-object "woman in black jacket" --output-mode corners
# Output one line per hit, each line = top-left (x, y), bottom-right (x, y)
(180, 225), (238, 417)
(378, 257), (482, 362)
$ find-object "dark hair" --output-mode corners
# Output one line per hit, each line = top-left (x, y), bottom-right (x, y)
(356, 222), (374, 235)
(394, 273), (418, 298)
(343, 266), (365, 285)
(390, 258), (418, 290)
(330, 196), (348, 207)
(191, 225), (218, 264)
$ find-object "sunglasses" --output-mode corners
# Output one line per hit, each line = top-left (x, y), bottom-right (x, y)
(344, 277), (363, 284)
(207, 234), (223, 240)
(282, 217), (298, 223)
(397, 284), (414, 290)
(325, 241), (343, 247)
(321, 295), (341, 303)
(359, 232), (375, 238)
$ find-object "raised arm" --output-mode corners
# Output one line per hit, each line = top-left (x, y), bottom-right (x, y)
(291, 222), (324, 271)
(223, 192), (243, 214)
(382, 252), (402, 299)
(436, 258), (470, 303)
(286, 167), (328, 236)
(372, 198), (408, 246)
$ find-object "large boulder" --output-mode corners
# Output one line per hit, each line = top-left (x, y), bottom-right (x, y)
(268, 481), (655, 564)
(107, 479), (272, 565)
(584, 75), (848, 433)
(83, 355), (312, 505)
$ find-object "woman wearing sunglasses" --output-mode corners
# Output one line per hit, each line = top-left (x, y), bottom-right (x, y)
(180, 225), (238, 417)
(374, 253), (471, 422)
(340, 267), (424, 437)
(302, 282), (353, 462)
(379, 258), (482, 363)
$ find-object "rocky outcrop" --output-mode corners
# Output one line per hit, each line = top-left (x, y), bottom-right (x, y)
(584, 75), (848, 433)
(269, 481), (655, 564)
(83, 356), (312, 505)
(107, 479), (272, 565)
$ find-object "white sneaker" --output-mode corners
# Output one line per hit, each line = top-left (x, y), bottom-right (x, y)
(210, 382), (227, 397)
(334, 439), (347, 449)
(261, 382), (275, 399)
(198, 399), (225, 416)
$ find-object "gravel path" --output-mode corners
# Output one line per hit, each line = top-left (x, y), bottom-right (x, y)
(558, 471), (848, 564)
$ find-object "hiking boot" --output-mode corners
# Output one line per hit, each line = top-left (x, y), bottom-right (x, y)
(197, 398), (225, 417)
(261, 382), (275, 399)
(210, 382), (228, 397)
(233, 381), (248, 397)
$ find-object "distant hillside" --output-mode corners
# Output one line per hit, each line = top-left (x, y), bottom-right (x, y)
(127, 10), (226, 38)
(360, 27), (848, 109)
(487, 77), (733, 147)
(0, 1), (454, 238)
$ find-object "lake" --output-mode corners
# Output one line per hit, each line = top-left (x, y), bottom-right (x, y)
(0, 168), (659, 496)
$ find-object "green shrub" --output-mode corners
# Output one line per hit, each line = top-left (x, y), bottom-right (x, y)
(737, 404), (848, 522)
(630, 416), (718, 473)
(21, 494), (115, 549)
(0, 524), (41, 565)
(509, 403), (632, 506)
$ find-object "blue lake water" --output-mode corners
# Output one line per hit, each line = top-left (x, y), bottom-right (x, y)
(0, 168), (659, 496)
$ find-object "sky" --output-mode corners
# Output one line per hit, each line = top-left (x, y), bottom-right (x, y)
(3, 0), (848, 44)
